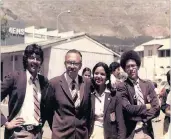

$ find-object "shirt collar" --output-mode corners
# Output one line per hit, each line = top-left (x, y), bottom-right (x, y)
(65, 72), (79, 85)
(26, 70), (38, 82)
(129, 78), (139, 85)
(95, 87), (111, 97)
(104, 88), (111, 93)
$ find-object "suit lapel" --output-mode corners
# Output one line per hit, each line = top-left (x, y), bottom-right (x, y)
(12, 71), (27, 119)
(78, 76), (84, 103)
(17, 71), (27, 105)
(38, 74), (46, 102)
(139, 79), (147, 99)
(125, 79), (136, 104)
(104, 93), (112, 118)
(60, 74), (73, 102)
(91, 93), (95, 116)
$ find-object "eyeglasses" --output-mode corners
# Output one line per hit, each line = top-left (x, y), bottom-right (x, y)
(65, 61), (81, 67)
(28, 56), (42, 62)
(125, 64), (137, 70)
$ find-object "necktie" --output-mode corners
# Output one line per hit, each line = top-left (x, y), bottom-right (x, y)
(31, 77), (40, 123)
(71, 80), (79, 107)
(134, 81), (144, 105)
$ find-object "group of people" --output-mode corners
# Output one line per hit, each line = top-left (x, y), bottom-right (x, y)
(1, 43), (170, 139)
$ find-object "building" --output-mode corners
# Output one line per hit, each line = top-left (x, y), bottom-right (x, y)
(25, 26), (75, 44)
(134, 38), (170, 81)
(1, 20), (25, 45)
(1, 33), (120, 80)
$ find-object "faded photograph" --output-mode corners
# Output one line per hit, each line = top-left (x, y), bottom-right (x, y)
(0, 0), (170, 139)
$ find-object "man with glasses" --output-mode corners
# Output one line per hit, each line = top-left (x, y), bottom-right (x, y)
(1, 44), (53, 139)
(117, 50), (160, 139)
(50, 49), (91, 139)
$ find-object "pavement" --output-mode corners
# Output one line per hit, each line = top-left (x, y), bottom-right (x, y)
(0, 104), (166, 139)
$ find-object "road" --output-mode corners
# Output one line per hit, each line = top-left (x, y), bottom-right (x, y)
(0, 104), (166, 139)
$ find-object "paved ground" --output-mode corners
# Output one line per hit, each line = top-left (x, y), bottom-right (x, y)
(0, 104), (166, 139)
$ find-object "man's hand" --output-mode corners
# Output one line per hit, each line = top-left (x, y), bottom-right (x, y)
(146, 104), (151, 110)
(165, 106), (170, 117)
(5, 117), (25, 130)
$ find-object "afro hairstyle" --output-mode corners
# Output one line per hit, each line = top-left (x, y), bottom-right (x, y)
(120, 50), (141, 70)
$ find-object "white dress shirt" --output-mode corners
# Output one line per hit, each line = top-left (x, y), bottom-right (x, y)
(14, 70), (41, 126)
(94, 88), (110, 127)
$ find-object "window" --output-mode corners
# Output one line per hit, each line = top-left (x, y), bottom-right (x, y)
(148, 50), (152, 56)
(158, 50), (165, 57)
(10, 55), (18, 61)
(138, 51), (144, 58)
(166, 50), (170, 57)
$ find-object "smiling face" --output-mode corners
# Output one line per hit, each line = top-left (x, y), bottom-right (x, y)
(65, 52), (82, 80)
(125, 59), (139, 80)
(27, 53), (42, 77)
(93, 66), (107, 86)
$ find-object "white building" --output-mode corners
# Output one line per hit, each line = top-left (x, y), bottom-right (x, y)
(1, 33), (120, 80)
(25, 26), (75, 44)
(134, 38), (170, 81)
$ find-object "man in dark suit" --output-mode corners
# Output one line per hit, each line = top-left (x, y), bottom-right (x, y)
(117, 50), (160, 139)
(1, 44), (53, 139)
(50, 49), (91, 139)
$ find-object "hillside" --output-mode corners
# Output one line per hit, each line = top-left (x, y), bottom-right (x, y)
(1, 0), (170, 42)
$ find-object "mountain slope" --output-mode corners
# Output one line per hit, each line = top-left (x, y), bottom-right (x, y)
(1, 0), (170, 38)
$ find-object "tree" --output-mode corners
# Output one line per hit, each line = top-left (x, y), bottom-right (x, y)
(1, 15), (10, 41)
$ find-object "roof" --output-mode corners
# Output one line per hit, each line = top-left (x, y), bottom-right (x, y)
(134, 45), (144, 51)
(1, 33), (120, 57)
(142, 38), (169, 46)
(157, 39), (170, 50)
(134, 38), (170, 51)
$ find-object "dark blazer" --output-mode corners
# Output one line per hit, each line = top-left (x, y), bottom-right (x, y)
(117, 78), (160, 139)
(1, 71), (53, 139)
(50, 74), (91, 139)
(89, 90), (126, 139)
(161, 89), (170, 134)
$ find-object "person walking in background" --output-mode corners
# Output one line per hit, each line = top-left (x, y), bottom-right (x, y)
(1, 44), (53, 139)
(89, 62), (126, 139)
(50, 49), (91, 139)
(152, 82), (161, 122)
(161, 70), (170, 136)
(109, 62), (121, 87)
(117, 50), (160, 139)
(82, 67), (91, 79)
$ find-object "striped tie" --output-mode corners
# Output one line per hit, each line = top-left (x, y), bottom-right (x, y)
(31, 77), (40, 123)
(134, 81), (144, 105)
(71, 80), (79, 107)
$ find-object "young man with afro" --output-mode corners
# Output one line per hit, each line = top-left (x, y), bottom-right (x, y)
(117, 50), (160, 139)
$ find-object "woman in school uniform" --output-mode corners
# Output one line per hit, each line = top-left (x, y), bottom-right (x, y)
(89, 62), (126, 139)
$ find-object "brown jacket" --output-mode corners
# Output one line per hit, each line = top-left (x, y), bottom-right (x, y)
(1, 71), (53, 139)
(117, 78), (160, 139)
(89, 90), (126, 139)
(50, 74), (91, 139)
